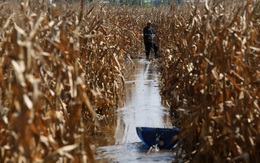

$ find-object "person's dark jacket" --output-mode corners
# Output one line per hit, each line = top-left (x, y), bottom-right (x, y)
(143, 26), (155, 43)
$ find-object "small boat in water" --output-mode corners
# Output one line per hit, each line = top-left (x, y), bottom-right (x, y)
(136, 127), (180, 149)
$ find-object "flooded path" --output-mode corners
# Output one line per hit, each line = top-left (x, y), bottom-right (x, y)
(95, 59), (175, 162)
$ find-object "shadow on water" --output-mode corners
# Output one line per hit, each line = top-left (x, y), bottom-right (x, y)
(95, 59), (176, 163)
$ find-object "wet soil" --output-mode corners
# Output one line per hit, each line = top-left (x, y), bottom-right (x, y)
(94, 58), (176, 163)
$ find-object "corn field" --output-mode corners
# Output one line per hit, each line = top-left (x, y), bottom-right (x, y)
(0, 0), (259, 162)
(158, 0), (260, 162)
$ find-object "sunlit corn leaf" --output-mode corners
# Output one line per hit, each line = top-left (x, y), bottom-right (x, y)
(44, 144), (78, 162)
(14, 23), (27, 36)
(11, 60), (26, 87)
(23, 94), (33, 110)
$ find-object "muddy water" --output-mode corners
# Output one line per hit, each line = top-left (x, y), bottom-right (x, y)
(95, 59), (175, 163)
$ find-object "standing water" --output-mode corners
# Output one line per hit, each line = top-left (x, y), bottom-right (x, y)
(95, 59), (176, 162)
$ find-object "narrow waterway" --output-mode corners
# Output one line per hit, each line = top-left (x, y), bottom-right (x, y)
(95, 59), (176, 162)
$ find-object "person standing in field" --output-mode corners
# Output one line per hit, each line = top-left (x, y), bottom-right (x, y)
(143, 20), (159, 60)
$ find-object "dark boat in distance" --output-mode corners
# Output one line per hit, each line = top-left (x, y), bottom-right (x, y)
(136, 127), (180, 149)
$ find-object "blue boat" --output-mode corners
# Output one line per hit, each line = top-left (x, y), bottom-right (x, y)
(136, 127), (180, 149)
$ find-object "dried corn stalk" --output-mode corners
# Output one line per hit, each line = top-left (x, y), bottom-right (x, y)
(159, 1), (260, 162)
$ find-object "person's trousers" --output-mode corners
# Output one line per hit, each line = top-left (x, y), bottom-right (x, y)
(144, 42), (158, 58)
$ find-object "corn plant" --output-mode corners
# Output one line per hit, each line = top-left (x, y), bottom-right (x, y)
(158, 1), (260, 162)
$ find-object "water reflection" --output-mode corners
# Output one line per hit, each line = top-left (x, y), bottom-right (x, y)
(95, 59), (174, 162)
(95, 142), (176, 163)
(115, 59), (172, 145)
